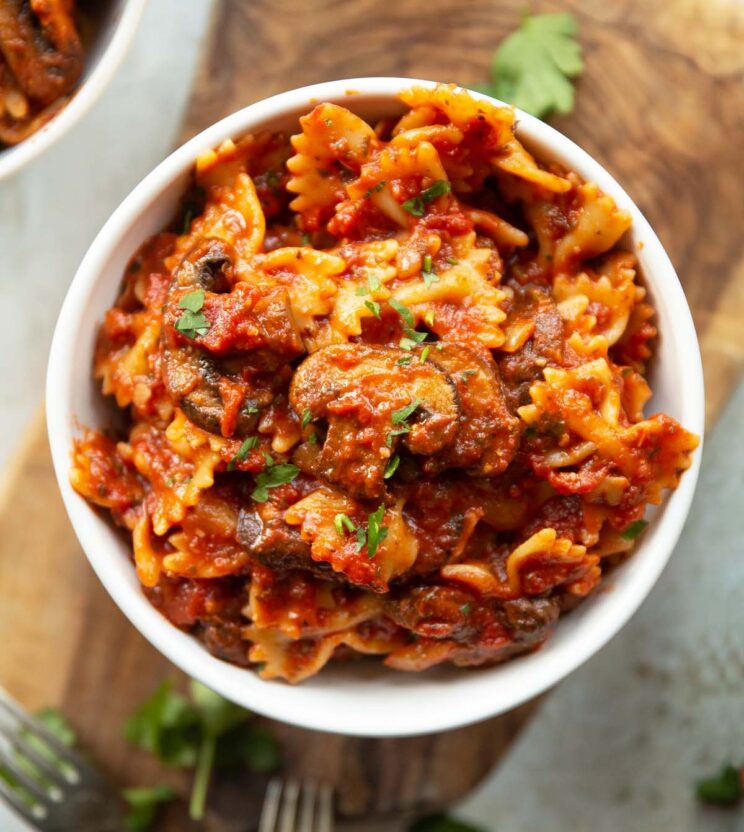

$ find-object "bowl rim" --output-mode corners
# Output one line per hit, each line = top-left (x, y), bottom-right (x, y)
(46, 77), (705, 737)
(0, 0), (148, 181)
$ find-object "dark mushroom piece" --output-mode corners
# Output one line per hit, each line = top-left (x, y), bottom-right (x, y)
(0, 0), (82, 105)
(289, 343), (459, 499)
(161, 238), (305, 437)
(424, 343), (520, 477)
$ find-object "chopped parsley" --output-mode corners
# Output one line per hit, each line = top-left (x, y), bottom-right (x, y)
(390, 299), (414, 327)
(227, 436), (258, 472)
(424, 310), (436, 327)
(364, 181), (386, 198)
(384, 454), (400, 479)
(461, 369), (477, 382)
(390, 299), (428, 349)
(334, 513), (356, 536)
(386, 425), (411, 447)
(474, 12), (583, 119)
(397, 354), (413, 366)
(446, 256), (459, 265)
(420, 345), (431, 363)
(251, 457), (299, 502)
(301, 409), (313, 429)
(266, 170), (280, 192)
(175, 290), (209, 339)
(365, 299), (381, 318)
(401, 180), (452, 217)
(364, 504), (388, 558)
(620, 519), (648, 540)
(460, 603), (472, 615)
(422, 254), (440, 287)
(392, 398), (421, 424)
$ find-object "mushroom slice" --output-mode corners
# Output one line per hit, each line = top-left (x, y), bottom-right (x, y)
(425, 343), (519, 476)
(289, 343), (459, 499)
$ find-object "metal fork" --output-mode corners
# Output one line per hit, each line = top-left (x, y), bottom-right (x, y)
(259, 779), (334, 832)
(0, 689), (123, 832)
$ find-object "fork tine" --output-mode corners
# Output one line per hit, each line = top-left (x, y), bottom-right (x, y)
(0, 691), (86, 783)
(278, 779), (300, 832)
(7, 730), (70, 791)
(297, 781), (317, 832)
(317, 783), (334, 832)
(0, 742), (55, 808)
(259, 778), (283, 832)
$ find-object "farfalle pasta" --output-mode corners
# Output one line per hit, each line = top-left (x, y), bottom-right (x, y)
(71, 85), (698, 683)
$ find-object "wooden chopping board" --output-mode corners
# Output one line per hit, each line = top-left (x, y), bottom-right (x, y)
(2, 1), (744, 829)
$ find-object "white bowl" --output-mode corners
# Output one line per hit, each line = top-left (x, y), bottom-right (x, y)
(46, 77), (704, 737)
(0, 0), (147, 180)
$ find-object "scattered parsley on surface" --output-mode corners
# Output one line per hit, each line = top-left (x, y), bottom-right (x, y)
(402, 180), (452, 217)
(227, 436), (258, 471)
(474, 12), (583, 119)
(392, 399), (421, 424)
(251, 462), (299, 502)
(301, 409), (313, 429)
(365, 299), (381, 318)
(384, 454), (400, 479)
(334, 513), (356, 536)
(175, 290), (209, 339)
(365, 504), (388, 558)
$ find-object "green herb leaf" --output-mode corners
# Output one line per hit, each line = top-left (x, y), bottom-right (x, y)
(301, 409), (313, 429)
(392, 398), (421, 424)
(227, 436), (258, 471)
(389, 299), (414, 328)
(420, 346), (431, 363)
(124, 681), (201, 769)
(364, 181), (386, 198)
(409, 813), (486, 832)
(366, 504), (388, 558)
(397, 354), (413, 366)
(334, 513), (356, 536)
(620, 519), (648, 540)
(215, 722), (281, 774)
(356, 285), (370, 296)
(696, 764), (743, 805)
(386, 425), (411, 447)
(365, 300), (381, 318)
(446, 256), (459, 265)
(35, 708), (76, 746)
(480, 12), (583, 119)
(123, 785), (175, 832)
(384, 454), (400, 479)
(401, 180), (452, 216)
(178, 290), (205, 313)
(423, 254), (433, 272)
(424, 310), (436, 328)
(175, 309), (209, 340)
(251, 463), (300, 502)
(460, 603), (472, 615)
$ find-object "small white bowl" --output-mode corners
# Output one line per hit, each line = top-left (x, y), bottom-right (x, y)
(46, 78), (704, 737)
(0, 0), (147, 180)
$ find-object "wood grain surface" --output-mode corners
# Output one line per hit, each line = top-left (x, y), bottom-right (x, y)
(2, 1), (744, 830)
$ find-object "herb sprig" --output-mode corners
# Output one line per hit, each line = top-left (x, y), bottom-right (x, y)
(474, 12), (583, 119)
(175, 290), (210, 339)
(251, 455), (299, 502)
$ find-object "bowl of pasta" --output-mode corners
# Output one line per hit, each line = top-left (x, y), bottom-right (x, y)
(47, 78), (704, 736)
(0, 0), (147, 179)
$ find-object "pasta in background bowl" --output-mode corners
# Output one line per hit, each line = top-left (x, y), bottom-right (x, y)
(47, 78), (704, 737)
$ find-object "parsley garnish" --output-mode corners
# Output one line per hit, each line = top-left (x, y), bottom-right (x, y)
(227, 436), (258, 471)
(364, 181), (386, 198)
(386, 425), (411, 447)
(365, 300), (381, 318)
(409, 814), (486, 832)
(390, 299), (414, 327)
(365, 504), (388, 558)
(301, 409), (313, 429)
(401, 180), (452, 217)
(460, 603), (472, 615)
(175, 290), (209, 339)
(476, 12), (583, 119)
(334, 513), (356, 536)
(251, 457), (299, 502)
(397, 354), (413, 366)
(392, 398), (421, 424)
(390, 299), (428, 349)
(422, 254), (440, 288)
(620, 519), (648, 540)
(384, 454), (400, 479)
(266, 170), (280, 193)
(123, 785), (175, 832)
(446, 256), (459, 265)
(424, 310), (436, 327)
(124, 679), (280, 823)
(461, 369), (477, 382)
(420, 345), (431, 363)
(696, 764), (743, 805)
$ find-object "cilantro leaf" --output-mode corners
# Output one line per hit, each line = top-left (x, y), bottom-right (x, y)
(620, 519), (648, 540)
(479, 12), (583, 119)
(409, 814), (486, 832)
(251, 462), (300, 502)
(392, 398), (421, 424)
(123, 785), (175, 832)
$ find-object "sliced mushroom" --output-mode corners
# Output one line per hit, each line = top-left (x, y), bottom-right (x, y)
(424, 343), (519, 476)
(161, 238), (305, 437)
(289, 343), (459, 499)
